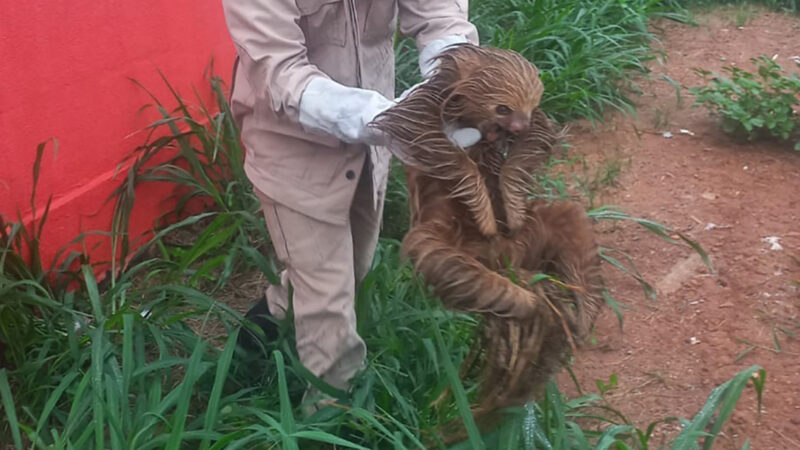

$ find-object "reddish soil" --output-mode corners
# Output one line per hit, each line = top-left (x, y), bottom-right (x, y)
(557, 10), (800, 449)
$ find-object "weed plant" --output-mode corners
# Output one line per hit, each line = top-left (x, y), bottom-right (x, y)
(691, 56), (800, 150)
(109, 67), (273, 291)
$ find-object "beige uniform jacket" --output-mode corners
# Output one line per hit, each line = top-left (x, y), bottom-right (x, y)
(222, 0), (479, 225)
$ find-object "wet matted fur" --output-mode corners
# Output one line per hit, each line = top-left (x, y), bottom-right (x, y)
(372, 44), (605, 441)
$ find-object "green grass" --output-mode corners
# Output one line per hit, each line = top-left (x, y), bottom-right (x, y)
(0, 1), (771, 447)
(0, 210), (765, 448)
(395, 0), (692, 124)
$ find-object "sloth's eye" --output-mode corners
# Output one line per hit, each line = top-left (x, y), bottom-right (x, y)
(495, 105), (512, 115)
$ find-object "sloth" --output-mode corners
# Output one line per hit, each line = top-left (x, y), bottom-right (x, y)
(372, 44), (605, 438)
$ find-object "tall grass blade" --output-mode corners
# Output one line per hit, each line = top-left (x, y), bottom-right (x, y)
(433, 325), (484, 450)
(82, 265), (104, 321)
(90, 328), (106, 450)
(121, 314), (134, 433)
(0, 369), (23, 450)
(33, 371), (80, 445)
(671, 365), (763, 450)
(199, 328), (239, 450)
(290, 431), (370, 449)
(165, 340), (209, 450)
(273, 350), (299, 450)
(589, 207), (713, 271)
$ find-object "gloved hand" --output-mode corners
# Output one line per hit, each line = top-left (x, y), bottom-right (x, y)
(394, 80), (482, 149)
(299, 77), (395, 146)
(418, 35), (471, 79)
(299, 75), (482, 149)
(416, 35), (482, 148)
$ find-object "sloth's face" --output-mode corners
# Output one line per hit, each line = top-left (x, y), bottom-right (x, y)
(444, 70), (543, 143)
(484, 104), (532, 142)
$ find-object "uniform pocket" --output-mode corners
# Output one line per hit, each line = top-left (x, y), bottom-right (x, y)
(296, 0), (347, 48)
(301, 146), (348, 195)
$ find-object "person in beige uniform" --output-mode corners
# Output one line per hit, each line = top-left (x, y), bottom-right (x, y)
(220, 0), (479, 401)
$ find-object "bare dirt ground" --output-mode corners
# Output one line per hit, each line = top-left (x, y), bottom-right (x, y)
(557, 9), (800, 449)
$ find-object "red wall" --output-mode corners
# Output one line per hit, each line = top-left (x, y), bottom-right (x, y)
(0, 1), (236, 271)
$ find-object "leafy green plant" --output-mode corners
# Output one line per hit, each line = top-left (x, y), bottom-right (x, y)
(691, 56), (800, 149)
(109, 65), (273, 291)
(596, 373), (620, 396)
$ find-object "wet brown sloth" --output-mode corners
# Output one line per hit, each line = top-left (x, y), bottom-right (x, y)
(372, 44), (605, 439)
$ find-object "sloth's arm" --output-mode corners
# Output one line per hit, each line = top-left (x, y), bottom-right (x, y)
(450, 158), (498, 237)
(501, 110), (558, 232)
(402, 221), (540, 318)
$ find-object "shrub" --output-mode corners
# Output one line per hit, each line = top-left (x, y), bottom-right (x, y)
(691, 56), (800, 150)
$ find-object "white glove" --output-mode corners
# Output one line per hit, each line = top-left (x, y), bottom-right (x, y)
(419, 36), (482, 147)
(397, 79), (427, 101)
(397, 79), (482, 149)
(419, 35), (470, 79)
(445, 125), (482, 148)
(299, 77), (395, 146)
(298, 76), (482, 150)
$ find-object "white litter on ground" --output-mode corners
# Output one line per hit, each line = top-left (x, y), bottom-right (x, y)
(762, 236), (783, 251)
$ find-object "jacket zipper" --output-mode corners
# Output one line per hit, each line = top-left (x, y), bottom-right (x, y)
(346, 0), (363, 88)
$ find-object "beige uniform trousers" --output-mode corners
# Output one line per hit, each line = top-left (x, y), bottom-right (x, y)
(254, 156), (384, 391)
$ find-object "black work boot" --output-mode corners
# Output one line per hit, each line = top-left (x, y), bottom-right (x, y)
(237, 294), (280, 352)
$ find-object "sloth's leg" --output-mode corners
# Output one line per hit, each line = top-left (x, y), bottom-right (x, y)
(402, 221), (543, 318)
(522, 202), (605, 339)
